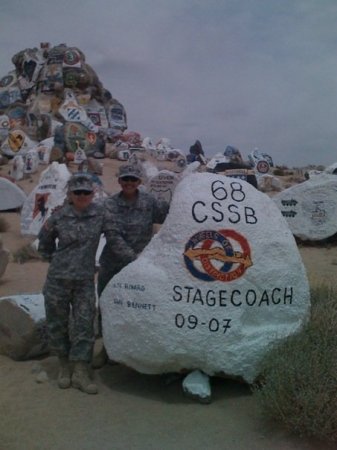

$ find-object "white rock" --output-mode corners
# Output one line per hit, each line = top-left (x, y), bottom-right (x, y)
(84, 98), (109, 129)
(182, 370), (211, 403)
(20, 162), (71, 236)
(0, 176), (27, 210)
(324, 162), (337, 175)
(248, 149), (273, 172)
(146, 170), (179, 204)
(74, 147), (87, 164)
(206, 153), (227, 170)
(36, 137), (54, 165)
(155, 148), (168, 161)
(273, 174), (337, 240)
(101, 173), (310, 383)
(35, 370), (49, 383)
(117, 149), (130, 161)
(156, 137), (171, 150)
(182, 161), (200, 175)
(142, 137), (155, 151)
(10, 155), (24, 180)
(1, 129), (37, 157)
(23, 149), (39, 174)
(59, 88), (98, 132)
(142, 160), (159, 180)
(257, 174), (282, 192)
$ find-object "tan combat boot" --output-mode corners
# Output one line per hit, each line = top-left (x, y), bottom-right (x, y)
(72, 361), (98, 394)
(58, 357), (72, 389)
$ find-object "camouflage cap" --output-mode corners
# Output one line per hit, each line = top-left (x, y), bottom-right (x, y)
(68, 173), (94, 192)
(118, 164), (142, 180)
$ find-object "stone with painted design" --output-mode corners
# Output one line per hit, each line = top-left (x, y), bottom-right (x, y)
(273, 173), (337, 240)
(100, 172), (310, 383)
(1, 129), (36, 157)
(20, 162), (71, 236)
(146, 170), (178, 204)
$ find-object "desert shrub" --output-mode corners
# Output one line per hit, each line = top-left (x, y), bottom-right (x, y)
(13, 243), (42, 264)
(253, 284), (337, 442)
(0, 216), (9, 232)
(273, 168), (285, 176)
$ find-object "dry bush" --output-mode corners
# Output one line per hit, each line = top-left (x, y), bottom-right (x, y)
(253, 285), (337, 442)
(13, 243), (42, 264)
(0, 216), (9, 232)
(285, 174), (306, 184)
(273, 168), (285, 176)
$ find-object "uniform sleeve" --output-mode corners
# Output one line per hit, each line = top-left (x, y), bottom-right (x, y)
(37, 216), (57, 261)
(102, 210), (137, 266)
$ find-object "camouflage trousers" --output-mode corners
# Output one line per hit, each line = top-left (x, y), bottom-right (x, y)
(43, 276), (96, 362)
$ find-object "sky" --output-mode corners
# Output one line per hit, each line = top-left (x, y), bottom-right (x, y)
(1, 0), (337, 167)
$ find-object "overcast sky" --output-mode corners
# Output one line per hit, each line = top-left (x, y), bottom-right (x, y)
(1, 0), (337, 167)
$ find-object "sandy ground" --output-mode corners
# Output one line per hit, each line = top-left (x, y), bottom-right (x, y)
(0, 159), (336, 450)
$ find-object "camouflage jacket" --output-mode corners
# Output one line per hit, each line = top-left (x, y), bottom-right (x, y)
(38, 202), (113, 280)
(99, 190), (169, 271)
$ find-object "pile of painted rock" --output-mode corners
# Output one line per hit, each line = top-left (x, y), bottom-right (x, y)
(0, 42), (127, 163)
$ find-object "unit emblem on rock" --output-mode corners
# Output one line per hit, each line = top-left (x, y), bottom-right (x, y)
(184, 229), (252, 282)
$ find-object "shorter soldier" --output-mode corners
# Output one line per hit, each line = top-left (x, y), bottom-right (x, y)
(38, 173), (113, 394)
(94, 163), (169, 367)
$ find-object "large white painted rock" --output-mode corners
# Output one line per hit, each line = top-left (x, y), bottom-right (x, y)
(100, 173), (310, 383)
(273, 174), (337, 240)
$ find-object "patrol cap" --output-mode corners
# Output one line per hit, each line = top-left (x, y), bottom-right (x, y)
(68, 173), (94, 192)
(118, 164), (142, 180)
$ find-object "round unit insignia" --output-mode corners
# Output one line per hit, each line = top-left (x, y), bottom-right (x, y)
(63, 49), (81, 66)
(184, 229), (252, 282)
(0, 75), (14, 88)
(8, 130), (25, 151)
(256, 160), (270, 174)
(64, 122), (90, 153)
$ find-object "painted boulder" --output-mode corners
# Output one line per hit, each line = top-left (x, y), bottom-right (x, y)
(0, 176), (27, 210)
(146, 170), (179, 204)
(1, 128), (36, 157)
(23, 149), (39, 174)
(273, 174), (337, 241)
(100, 172), (310, 383)
(20, 162), (70, 236)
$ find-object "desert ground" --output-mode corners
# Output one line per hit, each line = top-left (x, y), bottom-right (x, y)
(0, 158), (336, 450)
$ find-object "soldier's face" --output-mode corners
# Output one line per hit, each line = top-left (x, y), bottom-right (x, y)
(119, 176), (141, 198)
(69, 190), (94, 211)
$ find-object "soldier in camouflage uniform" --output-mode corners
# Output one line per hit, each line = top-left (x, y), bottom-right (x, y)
(38, 173), (114, 394)
(94, 163), (169, 367)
